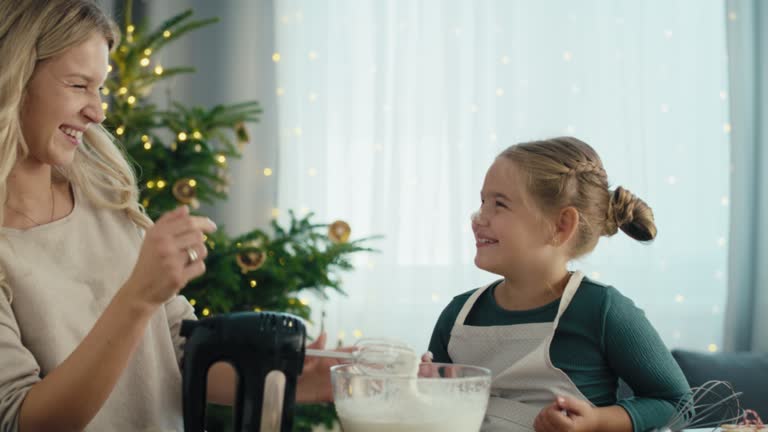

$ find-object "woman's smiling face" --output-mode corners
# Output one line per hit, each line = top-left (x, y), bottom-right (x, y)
(20, 32), (108, 167)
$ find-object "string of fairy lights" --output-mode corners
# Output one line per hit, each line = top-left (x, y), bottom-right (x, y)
(264, 6), (732, 352)
(105, 5), (731, 352)
(103, 12), (335, 325)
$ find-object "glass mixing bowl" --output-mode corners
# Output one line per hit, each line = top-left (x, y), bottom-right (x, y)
(331, 362), (491, 432)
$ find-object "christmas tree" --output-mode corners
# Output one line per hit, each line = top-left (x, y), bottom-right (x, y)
(104, 2), (375, 430)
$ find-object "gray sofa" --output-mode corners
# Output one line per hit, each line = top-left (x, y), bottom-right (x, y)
(671, 349), (768, 420)
(616, 350), (768, 425)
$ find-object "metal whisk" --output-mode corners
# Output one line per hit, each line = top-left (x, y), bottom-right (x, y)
(660, 380), (745, 431)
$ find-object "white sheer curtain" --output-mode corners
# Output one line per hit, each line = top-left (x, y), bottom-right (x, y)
(723, 0), (768, 353)
(273, 0), (731, 353)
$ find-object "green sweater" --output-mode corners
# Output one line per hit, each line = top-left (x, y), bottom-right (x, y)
(428, 277), (690, 432)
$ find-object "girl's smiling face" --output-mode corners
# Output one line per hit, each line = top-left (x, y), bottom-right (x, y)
(473, 158), (555, 278)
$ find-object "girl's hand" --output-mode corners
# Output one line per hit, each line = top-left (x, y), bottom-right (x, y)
(418, 351), (447, 377)
(534, 396), (598, 432)
(124, 206), (217, 308)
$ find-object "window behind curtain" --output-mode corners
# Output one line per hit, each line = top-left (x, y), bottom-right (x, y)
(273, 0), (730, 353)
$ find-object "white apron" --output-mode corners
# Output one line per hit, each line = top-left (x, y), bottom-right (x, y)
(447, 271), (594, 431)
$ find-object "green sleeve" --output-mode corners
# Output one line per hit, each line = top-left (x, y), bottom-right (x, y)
(428, 297), (465, 363)
(602, 288), (691, 432)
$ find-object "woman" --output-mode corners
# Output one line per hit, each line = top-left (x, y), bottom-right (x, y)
(0, 1), (334, 431)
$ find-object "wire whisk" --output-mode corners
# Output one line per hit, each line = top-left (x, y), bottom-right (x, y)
(660, 380), (745, 431)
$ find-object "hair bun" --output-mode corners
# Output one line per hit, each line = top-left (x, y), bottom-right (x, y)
(605, 187), (657, 241)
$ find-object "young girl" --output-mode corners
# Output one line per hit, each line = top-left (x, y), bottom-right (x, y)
(428, 137), (690, 432)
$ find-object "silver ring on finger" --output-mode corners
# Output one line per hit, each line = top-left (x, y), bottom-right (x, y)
(186, 246), (199, 264)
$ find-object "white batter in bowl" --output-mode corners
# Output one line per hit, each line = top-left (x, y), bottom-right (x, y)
(331, 362), (491, 432)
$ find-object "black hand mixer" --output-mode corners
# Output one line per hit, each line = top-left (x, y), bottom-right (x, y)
(180, 311), (306, 432)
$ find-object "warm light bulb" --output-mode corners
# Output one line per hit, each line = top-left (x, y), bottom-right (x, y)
(107, 64), (113, 73)
(263, 168), (273, 176)
(215, 154), (227, 164)
(141, 135), (150, 143)
(189, 299), (196, 306)
(127, 25), (135, 33)
(143, 48), (152, 56)
(143, 142), (152, 150)
(116, 126), (125, 135)
(192, 131), (203, 140)
(147, 180), (155, 189)
(272, 52), (281, 62)
(154, 65), (164, 75)
(118, 87), (128, 95)
(202, 308), (210, 316)
(250, 280), (257, 288)
(156, 180), (167, 189)
(101, 87), (110, 96)
(140, 57), (150, 67)
(163, 30), (172, 38)
(177, 132), (188, 141)
(188, 179), (197, 187)
(127, 95), (136, 105)
(101, 102), (108, 111)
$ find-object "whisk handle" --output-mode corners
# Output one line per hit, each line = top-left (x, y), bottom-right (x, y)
(305, 349), (356, 361)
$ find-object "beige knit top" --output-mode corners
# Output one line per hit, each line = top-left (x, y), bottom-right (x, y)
(0, 187), (196, 431)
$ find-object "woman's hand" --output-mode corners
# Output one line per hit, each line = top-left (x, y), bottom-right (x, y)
(123, 206), (216, 308)
(534, 396), (598, 432)
(296, 333), (352, 403)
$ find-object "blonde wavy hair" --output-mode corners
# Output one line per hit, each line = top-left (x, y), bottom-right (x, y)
(0, 0), (152, 301)
(499, 136), (657, 258)
(0, 0), (151, 230)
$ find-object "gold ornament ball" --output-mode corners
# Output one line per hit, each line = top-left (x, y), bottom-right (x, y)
(236, 250), (267, 273)
(328, 220), (351, 243)
(172, 178), (198, 205)
(235, 239), (267, 273)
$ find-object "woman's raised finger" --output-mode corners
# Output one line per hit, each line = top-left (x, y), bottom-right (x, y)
(166, 215), (217, 237)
